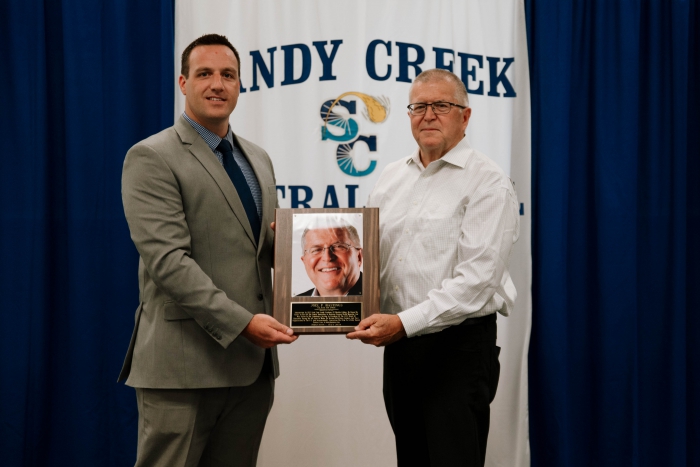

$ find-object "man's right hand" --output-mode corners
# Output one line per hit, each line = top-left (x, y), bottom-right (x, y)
(241, 314), (298, 348)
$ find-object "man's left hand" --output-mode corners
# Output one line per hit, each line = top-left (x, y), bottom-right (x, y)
(346, 314), (406, 347)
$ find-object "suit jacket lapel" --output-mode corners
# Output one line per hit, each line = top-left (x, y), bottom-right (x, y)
(174, 117), (258, 246)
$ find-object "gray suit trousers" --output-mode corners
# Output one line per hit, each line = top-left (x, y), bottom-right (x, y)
(135, 356), (274, 467)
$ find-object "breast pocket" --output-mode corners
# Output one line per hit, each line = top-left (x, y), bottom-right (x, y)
(416, 216), (462, 257)
(421, 201), (459, 219)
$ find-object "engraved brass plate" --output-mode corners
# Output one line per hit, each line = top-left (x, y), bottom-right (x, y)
(291, 302), (362, 328)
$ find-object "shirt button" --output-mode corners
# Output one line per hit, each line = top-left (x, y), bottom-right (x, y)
(395, 286), (399, 290)
(257, 293), (263, 301)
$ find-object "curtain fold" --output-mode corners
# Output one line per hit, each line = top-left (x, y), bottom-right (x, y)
(527, 1), (698, 466)
(0, 1), (173, 465)
(686, 2), (700, 465)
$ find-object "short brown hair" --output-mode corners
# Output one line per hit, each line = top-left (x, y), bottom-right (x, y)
(180, 34), (240, 78)
(410, 68), (469, 106)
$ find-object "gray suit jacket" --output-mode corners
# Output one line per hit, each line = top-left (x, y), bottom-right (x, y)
(118, 116), (279, 388)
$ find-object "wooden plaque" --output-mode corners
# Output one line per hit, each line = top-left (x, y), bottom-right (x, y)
(273, 208), (380, 334)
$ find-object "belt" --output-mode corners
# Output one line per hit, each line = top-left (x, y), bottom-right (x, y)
(458, 313), (496, 326)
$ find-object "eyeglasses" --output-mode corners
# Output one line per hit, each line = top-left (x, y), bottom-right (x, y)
(304, 243), (360, 257)
(407, 101), (467, 116)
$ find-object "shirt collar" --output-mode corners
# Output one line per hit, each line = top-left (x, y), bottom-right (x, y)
(310, 288), (351, 297)
(408, 136), (473, 170)
(182, 112), (233, 151)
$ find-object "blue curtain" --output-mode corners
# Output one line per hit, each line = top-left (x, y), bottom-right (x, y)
(527, 1), (699, 466)
(0, 0), (173, 465)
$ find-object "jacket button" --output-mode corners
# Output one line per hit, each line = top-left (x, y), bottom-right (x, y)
(257, 293), (263, 301)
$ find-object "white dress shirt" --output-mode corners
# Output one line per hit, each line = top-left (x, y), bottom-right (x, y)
(367, 137), (519, 338)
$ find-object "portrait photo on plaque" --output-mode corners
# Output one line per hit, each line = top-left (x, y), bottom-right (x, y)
(272, 207), (379, 334)
(292, 213), (364, 298)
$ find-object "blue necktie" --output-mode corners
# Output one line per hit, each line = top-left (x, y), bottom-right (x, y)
(217, 139), (261, 240)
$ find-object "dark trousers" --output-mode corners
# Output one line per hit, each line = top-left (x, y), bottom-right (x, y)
(383, 314), (500, 467)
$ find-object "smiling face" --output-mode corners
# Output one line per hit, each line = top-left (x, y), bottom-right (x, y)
(178, 44), (240, 137)
(301, 227), (363, 296)
(408, 78), (472, 165)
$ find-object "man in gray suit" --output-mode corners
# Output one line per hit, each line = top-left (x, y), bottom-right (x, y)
(119, 33), (297, 466)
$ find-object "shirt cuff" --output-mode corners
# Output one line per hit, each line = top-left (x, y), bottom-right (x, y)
(397, 303), (431, 338)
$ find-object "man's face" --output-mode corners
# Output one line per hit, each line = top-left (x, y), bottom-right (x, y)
(301, 228), (363, 296)
(178, 44), (240, 134)
(409, 79), (471, 160)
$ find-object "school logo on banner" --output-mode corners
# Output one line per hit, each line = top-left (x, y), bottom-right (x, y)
(320, 92), (390, 177)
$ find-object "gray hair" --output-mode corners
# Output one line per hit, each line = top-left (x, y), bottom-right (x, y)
(301, 223), (362, 251)
(409, 68), (469, 107)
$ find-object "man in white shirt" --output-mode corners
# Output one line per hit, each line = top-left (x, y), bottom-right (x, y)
(347, 69), (519, 467)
